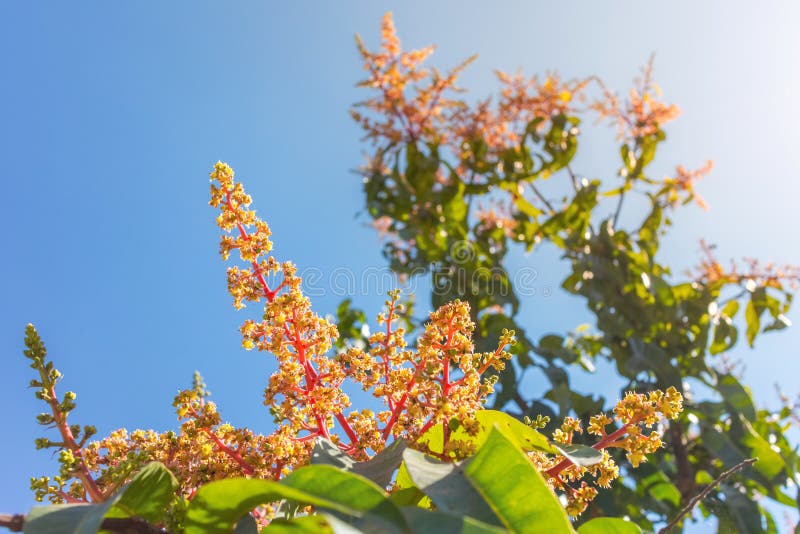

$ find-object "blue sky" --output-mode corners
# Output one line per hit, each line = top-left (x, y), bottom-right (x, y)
(1, 1), (799, 527)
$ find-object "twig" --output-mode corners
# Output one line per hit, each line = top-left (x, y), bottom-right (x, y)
(566, 164), (580, 193)
(512, 391), (529, 414)
(657, 457), (757, 533)
(0, 515), (23, 532)
(0, 513), (166, 533)
(718, 289), (747, 307)
(528, 182), (556, 214)
(611, 178), (629, 229)
(465, 170), (477, 215)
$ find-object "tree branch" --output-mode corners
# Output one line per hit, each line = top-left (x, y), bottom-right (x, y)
(657, 457), (757, 534)
(0, 515), (23, 532)
(668, 422), (695, 502)
(566, 164), (580, 193)
(611, 178), (629, 229)
(529, 182), (556, 214)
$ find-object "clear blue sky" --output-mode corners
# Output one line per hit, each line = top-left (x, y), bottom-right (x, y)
(1, 1), (799, 527)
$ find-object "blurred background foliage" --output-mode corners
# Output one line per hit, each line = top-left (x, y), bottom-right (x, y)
(339, 14), (800, 533)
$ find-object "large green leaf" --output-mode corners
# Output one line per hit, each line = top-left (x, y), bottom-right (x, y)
(263, 516), (333, 533)
(282, 464), (405, 530)
(313, 437), (407, 488)
(352, 439), (407, 488)
(186, 465), (405, 534)
(739, 418), (786, 480)
(708, 485), (765, 534)
(401, 507), (508, 534)
(463, 427), (574, 533)
(312, 438), (357, 470)
(234, 514), (260, 534)
(24, 462), (177, 534)
(577, 518), (642, 534)
(23, 503), (116, 534)
(418, 409), (556, 456)
(401, 448), (501, 526)
(106, 462), (178, 522)
(186, 479), (341, 534)
(717, 374), (756, 421)
(390, 462), (429, 507)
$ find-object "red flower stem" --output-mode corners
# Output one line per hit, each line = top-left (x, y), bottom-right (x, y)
(440, 318), (458, 451)
(201, 428), (255, 475)
(441, 349), (452, 450)
(380, 297), (415, 440)
(382, 313), (457, 441)
(417, 415), (438, 436)
(451, 344), (507, 388)
(271, 461), (285, 480)
(334, 413), (358, 444)
(184, 405), (256, 475)
(57, 491), (82, 504)
(381, 377), (415, 441)
(41, 383), (103, 502)
(295, 432), (321, 443)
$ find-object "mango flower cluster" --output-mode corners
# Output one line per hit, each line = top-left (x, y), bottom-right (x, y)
(210, 162), (515, 461)
(352, 12), (587, 162)
(527, 387), (684, 517)
(693, 239), (800, 291)
(351, 12), (473, 147)
(340, 293), (514, 459)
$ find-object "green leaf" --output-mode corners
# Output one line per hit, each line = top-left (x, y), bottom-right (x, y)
(514, 196), (543, 219)
(186, 466), (404, 534)
(577, 518), (642, 534)
(709, 485), (765, 534)
(23, 503), (117, 534)
(24, 462), (177, 534)
(401, 507), (507, 534)
(320, 513), (365, 534)
(442, 181), (468, 225)
(418, 409), (556, 457)
(740, 418), (785, 480)
(282, 465), (405, 530)
(405, 142), (438, 200)
(721, 300), (740, 319)
(463, 427), (574, 533)
(352, 439), (407, 487)
(639, 470), (681, 507)
(107, 462), (178, 523)
(763, 314), (791, 333)
(401, 448), (501, 526)
(263, 516), (333, 533)
(717, 374), (756, 421)
(551, 443), (603, 467)
(234, 514), (260, 534)
(312, 438), (357, 470)
(744, 298), (762, 347)
(390, 462), (429, 507)
(185, 479), (334, 534)
(710, 319), (737, 355)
